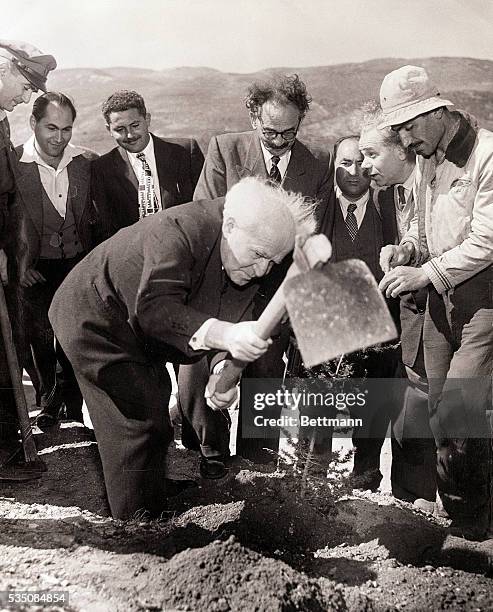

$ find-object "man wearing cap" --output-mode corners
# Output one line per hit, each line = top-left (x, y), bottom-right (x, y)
(0, 40), (56, 481)
(379, 65), (493, 540)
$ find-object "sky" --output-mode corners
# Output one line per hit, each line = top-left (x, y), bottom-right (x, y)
(4, 0), (493, 72)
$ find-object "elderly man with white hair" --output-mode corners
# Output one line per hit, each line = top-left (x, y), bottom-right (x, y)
(0, 40), (56, 481)
(378, 65), (493, 540)
(49, 176), (316, 519)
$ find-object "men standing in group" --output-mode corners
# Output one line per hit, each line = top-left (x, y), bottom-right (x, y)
(379, 65), (493, 540)
(91, 90), (204, 240)
(320, 135), (399, 491)
(0, 40), (56, 481)
(359, 106), (436, 504)
(49, 177), (316, 519)
(10, 92), (99, 428)
(180, 74), (332, 474)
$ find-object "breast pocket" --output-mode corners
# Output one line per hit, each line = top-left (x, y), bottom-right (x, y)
(432, 179), (476, 250)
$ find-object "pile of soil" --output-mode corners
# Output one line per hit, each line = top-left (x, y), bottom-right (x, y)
(1, 422), (493, 611)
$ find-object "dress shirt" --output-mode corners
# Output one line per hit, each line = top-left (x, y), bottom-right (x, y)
(335, 187), (369, 228)
(394, 167), (416, 240)
(260, 141), (291, 181)
(20, 135), (86, 218)
(126, 135), (162, 209)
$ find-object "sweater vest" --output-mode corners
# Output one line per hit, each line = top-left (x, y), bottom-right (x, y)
(39, 186), (84, 259)
(331, 198), (384, 282)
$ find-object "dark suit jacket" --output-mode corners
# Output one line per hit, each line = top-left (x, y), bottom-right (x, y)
(49, 198), (260, 366)
(91, 134), (204, 240)
(9, 147), (98, 283)
(194, 131), (333, 225)
(0, 118), (17, 247)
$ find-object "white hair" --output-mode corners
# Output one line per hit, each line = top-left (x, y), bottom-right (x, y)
(223, 176), (318, 240)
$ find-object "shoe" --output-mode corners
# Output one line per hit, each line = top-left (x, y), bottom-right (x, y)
(349, 468), (383, 492)
(199, 457), (228, 479)
(448, 519), (488, 542)
(164, 478), (198, 496)
(0, 465), (42, 482)
(36, 404), (64, 429)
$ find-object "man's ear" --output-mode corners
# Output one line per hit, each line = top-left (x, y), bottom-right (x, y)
(105, 122), (110, 133)
(0, 62), (8, 78)
(29, 114), (36, 132)
(249, 111), (257, 130)
(222, 217), (236, 237)
(145, 113), (151, 128)
(396, 145), (407, 161)
(432, 107), (444, 119)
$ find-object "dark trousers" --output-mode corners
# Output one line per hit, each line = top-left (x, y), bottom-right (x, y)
(349, 345), (398, 478)
(178, 326), (289, 460)
(21, 256), (84, 416)
(424, 284), (493, 524)
(391, 371), (437, 502)
(50, 284), (174, 520)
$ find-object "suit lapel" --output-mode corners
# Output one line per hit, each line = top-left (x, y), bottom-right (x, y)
(67, 156), (90, 226)
(282, 140), (307, 191)
(116, 146), (139, 197)
(237, 133), (267, 179)
(16, 161), (44, 237)
(153, 135), (179, 208)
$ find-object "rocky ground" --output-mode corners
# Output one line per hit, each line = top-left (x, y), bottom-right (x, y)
(1, 414), (492, 612)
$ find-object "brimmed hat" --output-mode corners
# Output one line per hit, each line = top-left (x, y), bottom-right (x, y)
(0, 40), (56, 92)
(378, 65), (453, 129)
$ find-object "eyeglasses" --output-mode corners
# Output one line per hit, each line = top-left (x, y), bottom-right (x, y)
(257, 115), (301, 142)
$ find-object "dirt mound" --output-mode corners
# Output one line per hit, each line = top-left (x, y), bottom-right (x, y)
(159, 535), (346, 611)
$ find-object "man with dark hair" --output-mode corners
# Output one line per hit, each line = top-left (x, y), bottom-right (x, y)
(0, 40), (56, 480)
(9, 92), (99, 428)
(359, 108), (436, 505)
(180, 74), (332, 472)
(92, 90), (204, 239)
(320, 135), (399, 491)
(49, 177), (316, 519)
(379, 65), (493, 540)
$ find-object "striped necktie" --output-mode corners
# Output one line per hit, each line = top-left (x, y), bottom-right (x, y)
(136, 152), (159, 218)
(269, 155), (282, 184)
(345, 202), (358, 241)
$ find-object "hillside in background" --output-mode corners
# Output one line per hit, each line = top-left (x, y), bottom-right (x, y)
(8, 57), (493, 155)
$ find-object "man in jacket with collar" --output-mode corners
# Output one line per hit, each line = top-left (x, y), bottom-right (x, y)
(0, 40), (56, 481)
(49, 177), (316, 519)
(91, 90), (204, 240)
(359, 106), (436, 505)
(379, 65), (493, 540)
(179, 75), (332, 472)
(10, 92), (99, 428)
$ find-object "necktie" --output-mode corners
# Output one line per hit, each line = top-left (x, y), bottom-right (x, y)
(396, 185), (406, 211)
(345, 201), (358, 241)
(136, 152), (159, 218)
(269, 155), (282, 184)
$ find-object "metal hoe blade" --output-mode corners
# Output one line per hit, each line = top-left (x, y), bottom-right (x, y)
(284, 259), (398, 368)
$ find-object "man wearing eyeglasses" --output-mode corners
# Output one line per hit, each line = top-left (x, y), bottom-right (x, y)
(180, 74), (332, 476)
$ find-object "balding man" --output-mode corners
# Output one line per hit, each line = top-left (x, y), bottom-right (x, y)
(49, 177), (316, 519)
(0, 40), (56, 481)
(379, 65), (493, 540)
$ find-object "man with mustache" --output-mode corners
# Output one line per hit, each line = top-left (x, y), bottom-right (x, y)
(0, 40), (56, 480)
(91, 90), (204, 240)
(180, 74), (332, 474)
(379, 65), (493, 540)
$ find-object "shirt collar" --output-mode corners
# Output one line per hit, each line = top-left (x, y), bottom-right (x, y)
(335, 186), (369, 211)
(402, 166), (415, 193)
(126, 133), (154, 161)
(20, 134), (85, 170)
(259, 139), (292, 165)
(444, 112), (477, 168)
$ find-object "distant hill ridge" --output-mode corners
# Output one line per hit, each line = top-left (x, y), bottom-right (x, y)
(8, 56), (493, 154)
